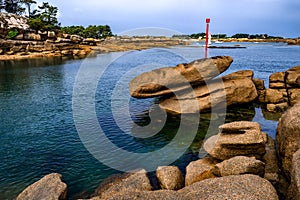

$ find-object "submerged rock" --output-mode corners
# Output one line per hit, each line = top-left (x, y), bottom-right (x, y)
(263, 136), (279, 185)
(129, 56), (233, 98)
(203, 121), (267, 160)
(16, 173), (67, 200)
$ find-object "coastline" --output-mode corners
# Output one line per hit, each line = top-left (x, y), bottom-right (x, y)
(2, 36), (300, 62)
(0, 37), (190, 61)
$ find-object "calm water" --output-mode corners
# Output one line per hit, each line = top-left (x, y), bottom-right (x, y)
(1, 43), (300, 199)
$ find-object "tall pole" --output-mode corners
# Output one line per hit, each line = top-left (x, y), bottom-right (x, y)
(205, 18), (210, 58)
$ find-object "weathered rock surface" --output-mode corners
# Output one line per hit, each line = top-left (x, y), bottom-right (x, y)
(287, 149), (300, 200)
(288, 88), (300, 106)
(269, 72), (285, 89)
(185, 156), (217, 186)
(94, 175), (278, 200)
(129, 56), (233, 98)
(264, 89), (285, 104)
(253, 78), (265, 90)
(266, 102), (289, 113)
(159, 71), (258, 114)
(0, 13), (29, 31)
(203, 121), (267, 160)
(286, 66), (300, 87)
(261, 65), (300, 112)
(213, 156), (265, 177)
(180, 174), (278, 200)
(94, 169), (152, 199)
(16, 173), (67, 200)
(156, 166), (184, 190)
(277, 102), (300, 179)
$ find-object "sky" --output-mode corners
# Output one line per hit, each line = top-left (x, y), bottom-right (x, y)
(35, 0), (300, 38)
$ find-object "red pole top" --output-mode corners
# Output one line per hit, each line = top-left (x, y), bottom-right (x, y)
(206, 18), (211, 23)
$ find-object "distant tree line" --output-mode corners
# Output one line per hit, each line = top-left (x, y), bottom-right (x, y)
(173, 32), (284, 39)
(61, 25), (113, 39)
(231, 33), (283, 39)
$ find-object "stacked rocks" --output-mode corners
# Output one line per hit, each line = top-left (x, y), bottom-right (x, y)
(16, 122), (280, 200)
(130, 56), (260, 114)
(259, 65), (300, 112)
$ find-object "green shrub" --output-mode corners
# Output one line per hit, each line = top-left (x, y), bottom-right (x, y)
(7, 29), (19, 39)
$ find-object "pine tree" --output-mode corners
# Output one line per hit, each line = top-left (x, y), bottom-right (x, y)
(4, 0), (25, 15)
(20, 0), (36, 17)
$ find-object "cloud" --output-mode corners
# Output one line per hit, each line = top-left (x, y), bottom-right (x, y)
(36, 0), (300, 37)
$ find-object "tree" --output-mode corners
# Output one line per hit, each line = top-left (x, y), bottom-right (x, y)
(27, 17), (44, 32)
(28, 2), (60, 32)
(4, 0), (25, 14)
(20, 0), (36, 18)
(231, 33), (249, 39)
(61, 25), (85, 36)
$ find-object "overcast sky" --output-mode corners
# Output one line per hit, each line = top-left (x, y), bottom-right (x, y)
(36, 0), (300, 37)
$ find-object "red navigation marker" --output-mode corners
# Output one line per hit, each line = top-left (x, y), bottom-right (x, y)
(205, 18), (210, 58)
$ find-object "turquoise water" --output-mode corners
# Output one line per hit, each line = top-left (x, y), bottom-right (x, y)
(1, 43), (300, 199)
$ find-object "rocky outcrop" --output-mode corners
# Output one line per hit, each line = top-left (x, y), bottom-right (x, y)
(94, 169), (152, 199)
(179, 174), (278, 200)
(86, 119), (283, 200)
(212, 156), (265, 177)
(0, 39), (92, 59)
(16, 173), (67, 200)
(185, 156), (217, 186)
(260, 65), (300, 112)
(129, 56), (262, 114)
(0, 13), (29, 31)
(159, 70), (258, 114)
(95, 175), (278, 200)
(156, 166), (184, 190)
(203, 121), (267, 160)
(287, 149), (300, 200)
(276, 102), (300, 179)
(129, 56), (233, 98)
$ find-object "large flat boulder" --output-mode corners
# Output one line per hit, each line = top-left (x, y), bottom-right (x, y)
(159, 71), (258, 114)
(277, 102), (300, 179)
(16, 173), (67, 200)
(95, 175), (278, 200)
(129, 56), (233, 98)
(203, 121), (267, 160)
(179, 174), (278, 200)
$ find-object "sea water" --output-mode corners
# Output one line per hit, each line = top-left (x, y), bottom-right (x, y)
(0, 42), (300, 199)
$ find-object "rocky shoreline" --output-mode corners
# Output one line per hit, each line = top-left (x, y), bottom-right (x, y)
(0, 36), (189, 61)
(15, 56), (300, 199)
